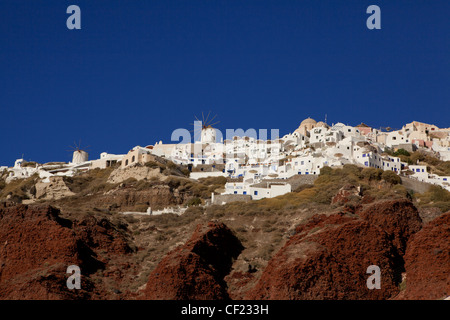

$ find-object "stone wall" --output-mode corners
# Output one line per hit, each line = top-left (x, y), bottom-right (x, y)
(401, 176), (432, 194)
(212, 194), (252, 205)
(286, 174), (319, 190)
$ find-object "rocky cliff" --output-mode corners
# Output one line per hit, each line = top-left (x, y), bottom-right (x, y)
(245, 199), (424, 300)
(35, 176), (75, 200)
(0, 203), (132, 299)
(246, 213), (401, 299)
(358, 199), (422, 256)
(107, 166), (166, 184)
(143, 222), (243, 300)
(0, 193), (448, 300)
(401, 212), (449, 299)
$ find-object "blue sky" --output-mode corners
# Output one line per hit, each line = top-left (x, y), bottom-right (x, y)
(0, 0), (449, 165)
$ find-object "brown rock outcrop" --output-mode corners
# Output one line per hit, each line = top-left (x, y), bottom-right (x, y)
(35, 176), (75, 200)
(0, 204), (98, 299)
(402, 212), (450, 300)
(143, 222), (243, 300)
(246, 213), (402, 300)
(331, 184), (361, 205)
(96, 186), (188, 211)
(359, 199), (422, 256)
(107, 166), (166, 184)
(73, 216), (132, 255)
(0, 204), (131, 299)
(246, 199), (425, 300)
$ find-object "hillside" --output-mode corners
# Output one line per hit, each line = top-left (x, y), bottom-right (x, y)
(0, 164), (449, 300)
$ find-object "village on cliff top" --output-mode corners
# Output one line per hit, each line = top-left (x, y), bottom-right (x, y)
(1, 118), (450, 210)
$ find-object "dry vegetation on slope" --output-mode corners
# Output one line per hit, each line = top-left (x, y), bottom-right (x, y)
(0, 163), (449, 299)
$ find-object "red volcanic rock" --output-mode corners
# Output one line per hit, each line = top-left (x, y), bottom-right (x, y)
(73, 216), (132, 255)
(360, 194), (375, 204)
(0, 204), (99, 299)
(331, 185), (361, 205)
(359, 199), (422, 256)
(0, 204), (132, 299)
(402, 212), (450, 300)
(0, 267), (96, 300)
(246, 213), (401, 300)
(144, 222), (243, 300)
(225, 270), (256, 300)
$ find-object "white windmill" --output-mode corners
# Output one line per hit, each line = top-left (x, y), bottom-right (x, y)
(69, 141), (89, 164)
(191, 111), (220, 144)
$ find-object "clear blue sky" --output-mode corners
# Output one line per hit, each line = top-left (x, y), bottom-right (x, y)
(0, 0), (449, 165)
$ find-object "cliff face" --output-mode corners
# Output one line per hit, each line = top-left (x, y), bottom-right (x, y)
(35, 176), (75, 200)
(100, 186), (188, 211)
(54, 185), (189, 216)
(358, 199), (423, 256)
(402, 212), (450, 300)
(0, 203), (131, 299)
(0, 204), (93, 299)
(143, 222), (244, 300)
(73, 216), (132, 255)
(246, 199), (424, 300)
(0, 198), (447, 300)
(245, 213), (401, 300)
(107, 166), (165, 184)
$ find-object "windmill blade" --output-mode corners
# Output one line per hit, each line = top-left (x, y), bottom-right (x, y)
(207, 114), (217, 125)
(191, 122), (203, 133)
(205, 110), (211, 125)
(209, 121), (220, 127)
(68, 140), (90, 153)
(69, 141), (80, 152)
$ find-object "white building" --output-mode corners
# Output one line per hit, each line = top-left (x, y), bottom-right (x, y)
(409, 165), (450, 191)
(3, 117), (447, 198)
(385, 130), (412, 148)
(91, 152), (125, 169)
(223, 179), (291, 200)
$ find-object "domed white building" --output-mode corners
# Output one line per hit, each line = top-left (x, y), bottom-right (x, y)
(295, 117), (317, 136)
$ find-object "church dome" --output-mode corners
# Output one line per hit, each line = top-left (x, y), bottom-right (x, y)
(316, 121), (329, 128)
(300, 117), (317, 126)
(295, 117), (317, 135)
